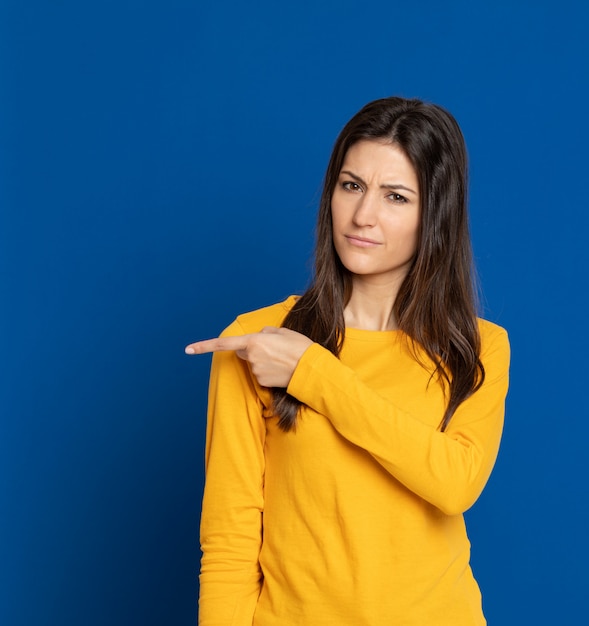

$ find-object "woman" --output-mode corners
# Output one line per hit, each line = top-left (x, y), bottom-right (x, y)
(186, 96), (510, 625)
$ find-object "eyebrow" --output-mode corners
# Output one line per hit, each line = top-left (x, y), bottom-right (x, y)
(339, 170), (418, 195)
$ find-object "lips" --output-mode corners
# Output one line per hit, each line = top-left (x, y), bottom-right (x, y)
(344, 235), (381, 248)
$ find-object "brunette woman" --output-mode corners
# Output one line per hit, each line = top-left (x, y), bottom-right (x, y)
(186, 96), (510, 625)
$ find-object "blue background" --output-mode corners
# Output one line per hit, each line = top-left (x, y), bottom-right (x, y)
(1, 1), (587, 624)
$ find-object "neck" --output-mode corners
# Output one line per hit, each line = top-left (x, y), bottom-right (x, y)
(344, 276), (403, 331)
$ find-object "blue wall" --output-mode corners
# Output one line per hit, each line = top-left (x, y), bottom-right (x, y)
(2, 1), (587, 624)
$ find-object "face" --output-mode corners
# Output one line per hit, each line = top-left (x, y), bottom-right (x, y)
(331, 139), (420, 288)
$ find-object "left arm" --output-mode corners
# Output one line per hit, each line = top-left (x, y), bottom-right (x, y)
(286, 327), (509, 515)
(187, 325), (510, 515)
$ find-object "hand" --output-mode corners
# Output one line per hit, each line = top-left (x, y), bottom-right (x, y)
(185, 326), (313, 388)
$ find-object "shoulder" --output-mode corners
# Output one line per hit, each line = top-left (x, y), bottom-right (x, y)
(477, 318), (510, 380)
(477, 318), (508, 343)
(220, 295), (299, 337)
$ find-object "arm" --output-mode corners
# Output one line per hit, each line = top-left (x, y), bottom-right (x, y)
(199, 320), (266, 626)
(286, 327), (510, 515)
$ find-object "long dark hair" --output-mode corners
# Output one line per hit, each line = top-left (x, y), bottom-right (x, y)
(272, 96), (484, 432)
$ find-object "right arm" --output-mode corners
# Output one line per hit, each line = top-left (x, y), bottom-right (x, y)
(198, 320), (266, 626)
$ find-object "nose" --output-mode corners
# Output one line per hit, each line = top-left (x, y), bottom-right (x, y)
(352, 192), (378, 227)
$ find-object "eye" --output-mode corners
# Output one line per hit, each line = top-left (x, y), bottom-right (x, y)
(388, 192), (408, 204)
(342, 181), (362, 192)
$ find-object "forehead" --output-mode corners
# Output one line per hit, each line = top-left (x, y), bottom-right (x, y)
(341, 140), (418, 181)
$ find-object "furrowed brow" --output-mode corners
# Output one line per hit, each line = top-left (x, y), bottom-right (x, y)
(339, 170), (366, 185)
(381, 183), (418, 195)
(340, 170), (417, 195)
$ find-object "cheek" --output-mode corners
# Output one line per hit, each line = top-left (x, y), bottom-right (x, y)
(405, 221), (420, 253)
(406, 215), (420, 242)
(386, 214), (420, 254)
(330, 199), (345, 233)
(330, 208), (346, 257)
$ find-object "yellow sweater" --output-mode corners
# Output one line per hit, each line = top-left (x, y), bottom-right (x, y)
(199, 296), (510, 625)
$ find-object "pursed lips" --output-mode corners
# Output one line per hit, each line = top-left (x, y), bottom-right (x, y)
(344, 234), (382, 247)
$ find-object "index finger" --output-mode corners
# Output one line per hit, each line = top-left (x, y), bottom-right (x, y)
(184, 334), (253, 355)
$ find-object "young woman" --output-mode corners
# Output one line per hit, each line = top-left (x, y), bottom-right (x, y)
(186, 96), (510, 625)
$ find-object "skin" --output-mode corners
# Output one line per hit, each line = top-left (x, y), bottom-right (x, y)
(185, 140), (421, 387)
(332, 140), (420, 331)
(185, 326), (312, 389)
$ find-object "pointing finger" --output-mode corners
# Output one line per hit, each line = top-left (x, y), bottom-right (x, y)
(185, 335), (253, 355)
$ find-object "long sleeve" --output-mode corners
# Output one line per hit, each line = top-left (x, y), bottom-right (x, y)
(196, 299), (506, 625)
(286, 324), (510, 515)
(199, 319), (266, 626)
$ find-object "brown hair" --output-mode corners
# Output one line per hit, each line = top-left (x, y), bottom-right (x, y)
(272, 96), (484, 432)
